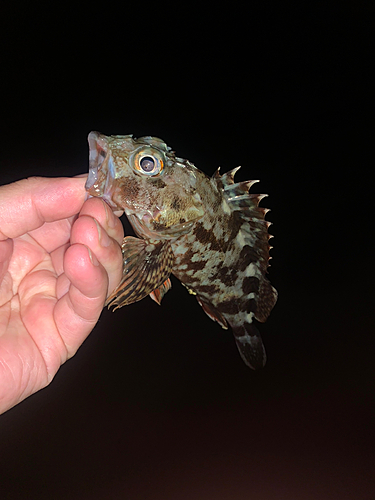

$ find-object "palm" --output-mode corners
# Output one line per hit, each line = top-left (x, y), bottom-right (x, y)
(1, 216), (79, 382)
(0, 177), (124, 413)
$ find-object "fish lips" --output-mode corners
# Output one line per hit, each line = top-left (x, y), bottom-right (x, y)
(86, 131), (121, 210)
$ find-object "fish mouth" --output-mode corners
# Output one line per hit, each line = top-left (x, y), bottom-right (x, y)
(85, 131), (121, 210)
(86, 131), (106, 191)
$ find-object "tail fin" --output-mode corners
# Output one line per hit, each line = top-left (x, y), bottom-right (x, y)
(232, 323), (266, 370)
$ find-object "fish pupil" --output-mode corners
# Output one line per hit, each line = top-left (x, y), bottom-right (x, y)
(140, 156), (155, 172)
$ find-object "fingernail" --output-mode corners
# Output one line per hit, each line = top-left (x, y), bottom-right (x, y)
(94, 219), (111, 248)
(88, 248), (100, 266)
(104, 201), (116, 229)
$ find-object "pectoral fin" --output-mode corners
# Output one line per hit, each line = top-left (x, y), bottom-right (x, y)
(106, 237), (174, 310)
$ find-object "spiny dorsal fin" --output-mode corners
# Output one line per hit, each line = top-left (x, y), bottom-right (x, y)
(213, 166), (274, 273)
(213, 167), (263, 216)
(213, 166), (242, 187)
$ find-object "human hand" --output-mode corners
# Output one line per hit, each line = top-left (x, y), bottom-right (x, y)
(0, 176), (124, 414)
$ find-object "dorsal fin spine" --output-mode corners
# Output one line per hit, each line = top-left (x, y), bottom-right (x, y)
(213, 166), (274, 273)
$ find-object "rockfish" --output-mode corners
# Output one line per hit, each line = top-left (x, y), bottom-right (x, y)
(85, 132), (277, 369)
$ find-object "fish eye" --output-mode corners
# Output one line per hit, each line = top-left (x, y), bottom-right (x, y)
(132, 148), (164, 176)
(140, 156), (156, 173)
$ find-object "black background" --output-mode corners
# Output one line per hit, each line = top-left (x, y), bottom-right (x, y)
(1, 3), (374, 499)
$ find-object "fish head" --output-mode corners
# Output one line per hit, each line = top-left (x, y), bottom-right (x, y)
(86, 132), (205, 238)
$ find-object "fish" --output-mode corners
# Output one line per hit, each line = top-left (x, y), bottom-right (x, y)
(85, 132), (277, 369)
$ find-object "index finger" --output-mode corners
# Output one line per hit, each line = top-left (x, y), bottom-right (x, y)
(0, 177), (87, 240)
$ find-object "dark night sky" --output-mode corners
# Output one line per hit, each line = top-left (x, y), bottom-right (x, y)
(1, 3), (374, 499)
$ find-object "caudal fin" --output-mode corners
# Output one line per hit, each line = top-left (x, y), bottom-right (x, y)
(232, 323), (267, 370)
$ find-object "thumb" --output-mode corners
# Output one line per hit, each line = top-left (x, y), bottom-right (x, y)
(0, 177), (86, 239)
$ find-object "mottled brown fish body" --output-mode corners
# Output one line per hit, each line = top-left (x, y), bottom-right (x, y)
(86, 132), (277, 369)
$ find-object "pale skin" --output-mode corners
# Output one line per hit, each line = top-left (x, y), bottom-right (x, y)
(0, 176), (124, 414)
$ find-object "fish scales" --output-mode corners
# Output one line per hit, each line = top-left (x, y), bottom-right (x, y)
(86, 132), (277, 369)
